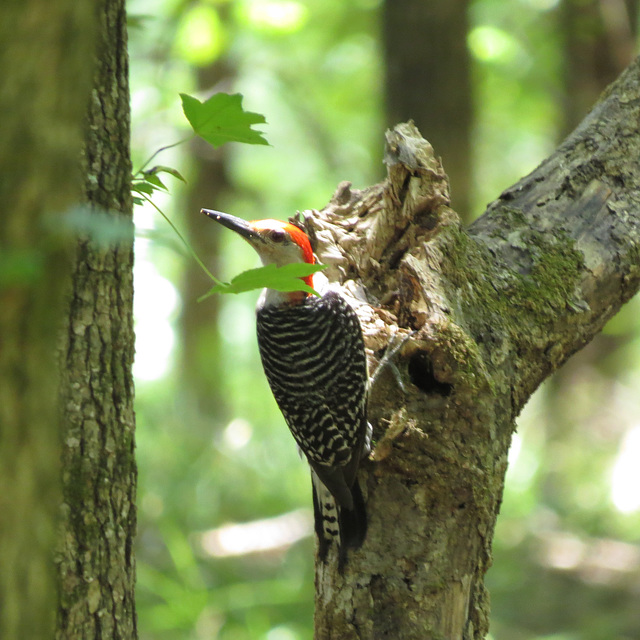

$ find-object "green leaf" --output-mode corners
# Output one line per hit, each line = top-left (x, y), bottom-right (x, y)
(142, 173), (168, 191)
(131, 164), (187, 204)
(180, 92), (269, 148)
(198, 263), (326, 301)
(132, 181), (157, 196)
(148, 165), (187, 183)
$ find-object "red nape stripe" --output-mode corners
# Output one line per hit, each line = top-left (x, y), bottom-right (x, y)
(281, 223), (315, 290)
(283, 224), (315, 265)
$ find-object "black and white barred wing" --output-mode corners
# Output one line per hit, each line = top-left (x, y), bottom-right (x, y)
(256, 291), (368, 468)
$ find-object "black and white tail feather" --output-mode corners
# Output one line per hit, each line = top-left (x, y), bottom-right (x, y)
(310, 420), (371, 568)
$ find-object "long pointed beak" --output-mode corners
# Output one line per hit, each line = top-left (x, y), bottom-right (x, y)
(201, 209), (262, 242)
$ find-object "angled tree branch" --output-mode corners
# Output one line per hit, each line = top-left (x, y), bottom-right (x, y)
(469, 56), (640, 407)
(305, 55), (640, 640)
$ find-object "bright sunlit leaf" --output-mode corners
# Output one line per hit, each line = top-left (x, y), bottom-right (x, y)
(174, 4), (226, 66)
(198, 263), (326, 300)
(467, 25), (521, 64)
(181, 92), (269, 147)
(240, 0), (308, 33)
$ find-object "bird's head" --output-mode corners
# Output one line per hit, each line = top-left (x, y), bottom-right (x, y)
(202, 209), (315, 290)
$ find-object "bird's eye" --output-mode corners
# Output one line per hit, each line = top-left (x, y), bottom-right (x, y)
(269, 229), (286, 243)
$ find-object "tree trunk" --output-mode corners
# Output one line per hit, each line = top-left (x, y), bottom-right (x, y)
(560, 0), (639, 135)
(383, 0), (473, 221)
(308, 56), (640, 639)
(0, 1), (96, 637)
(56, 0), (137, 637)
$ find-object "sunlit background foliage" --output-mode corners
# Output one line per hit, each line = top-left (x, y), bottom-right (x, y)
(127, 0), (640, 638)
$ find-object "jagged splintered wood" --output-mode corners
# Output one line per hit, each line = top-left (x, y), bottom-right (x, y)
(301, 57), (640, 640)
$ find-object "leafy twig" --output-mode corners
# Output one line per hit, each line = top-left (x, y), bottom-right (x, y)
(139, 192), (222, 285)
(133, 136), (194, 179)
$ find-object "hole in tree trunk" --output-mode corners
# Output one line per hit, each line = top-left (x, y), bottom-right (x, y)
(408, 351), (453, 396)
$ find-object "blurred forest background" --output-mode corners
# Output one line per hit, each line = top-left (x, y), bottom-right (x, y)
(127, 0), (640, 638)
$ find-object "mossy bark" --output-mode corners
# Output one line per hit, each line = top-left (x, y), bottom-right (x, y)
(309, 57), (640, 640)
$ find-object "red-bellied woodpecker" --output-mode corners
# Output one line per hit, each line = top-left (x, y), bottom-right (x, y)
(203, 209), (370, 566)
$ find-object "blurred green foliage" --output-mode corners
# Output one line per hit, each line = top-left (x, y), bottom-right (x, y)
(128, 0), (640, 638)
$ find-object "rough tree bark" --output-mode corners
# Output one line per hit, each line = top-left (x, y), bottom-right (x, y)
(306, 56), (640, 640)
(55, 0), (137, 637)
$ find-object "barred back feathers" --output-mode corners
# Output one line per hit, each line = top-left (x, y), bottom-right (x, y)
(256, 290), (370, 563)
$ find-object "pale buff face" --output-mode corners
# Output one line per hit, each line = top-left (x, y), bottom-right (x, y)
(247, 219), (309, 267)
